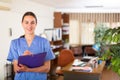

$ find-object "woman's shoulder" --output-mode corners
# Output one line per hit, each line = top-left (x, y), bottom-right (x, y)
(11, 37), (23, 43)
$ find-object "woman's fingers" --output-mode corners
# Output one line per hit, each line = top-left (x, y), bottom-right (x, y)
(19, 64), (28, 72)
(23, 50), (32, 55)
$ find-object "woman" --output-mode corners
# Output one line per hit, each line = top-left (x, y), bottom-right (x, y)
(7, 11), (55, 80)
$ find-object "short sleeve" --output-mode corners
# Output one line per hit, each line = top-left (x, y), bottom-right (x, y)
(7, 40), (19, 62)
(44, 39), (55, 61)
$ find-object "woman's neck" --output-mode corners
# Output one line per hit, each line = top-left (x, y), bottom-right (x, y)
(25, 34), (35, 40)
(25, 34), (35, 47)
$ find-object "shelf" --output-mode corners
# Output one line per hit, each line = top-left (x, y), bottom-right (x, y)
(50, 40), (62, 45)
(62, 34), (69, 40)
(50, 40), (63, 53)
(52, 46), (63, 52)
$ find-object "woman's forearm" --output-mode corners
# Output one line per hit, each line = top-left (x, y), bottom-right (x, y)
(26, 60), (51, 73)
(12, 60), (20, 73)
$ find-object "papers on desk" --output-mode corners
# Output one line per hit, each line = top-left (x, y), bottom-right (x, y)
(83, 56), (94, 59)
(72, 59), (86, 67)
(72, 66), (92, 72)
(81, 56), (93, 62)
(72, 59), (93, 72)
(81, 56), (98, 63)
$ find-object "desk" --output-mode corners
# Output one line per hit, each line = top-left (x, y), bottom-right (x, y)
(62, 60), (105, 80)
(48, 55), (58, 80)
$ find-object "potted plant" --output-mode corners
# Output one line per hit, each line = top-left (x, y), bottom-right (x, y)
(94, 23), (109, 57)
(101, 27), (120, 76)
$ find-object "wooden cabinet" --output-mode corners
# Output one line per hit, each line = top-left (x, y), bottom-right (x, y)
(54, 12), (70, 49)
(54, 12), (62, 28)
(62, 13), (69, 23)
(49, 40), (63, 79)
(53, 12), (63, 53)
(62, 13), (70, 49)
(49, 13), (69, 79)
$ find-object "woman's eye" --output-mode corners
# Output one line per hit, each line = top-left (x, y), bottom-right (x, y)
(31, 21), (35, 25)
(25, 21), (29, 24)
(24, 21), (36, 25)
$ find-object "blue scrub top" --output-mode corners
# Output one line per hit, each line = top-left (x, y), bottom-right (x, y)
(7, 35), (55, 80)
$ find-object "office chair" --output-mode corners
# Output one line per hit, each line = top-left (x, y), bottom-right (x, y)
(84, 46), (96, 56)
(56, 49), (75, 75)
(70, 45), (83, 57)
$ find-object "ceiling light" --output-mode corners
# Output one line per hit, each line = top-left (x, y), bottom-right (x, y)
(85, 5), (103, 8)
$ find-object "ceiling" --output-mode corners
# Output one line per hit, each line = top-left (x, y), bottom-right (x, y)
(1, 0), (120, 12)
(30, 0), (120, 12)
(30, 0), (120, 8)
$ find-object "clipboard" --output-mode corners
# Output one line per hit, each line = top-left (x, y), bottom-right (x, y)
(18, 52), (47, 68)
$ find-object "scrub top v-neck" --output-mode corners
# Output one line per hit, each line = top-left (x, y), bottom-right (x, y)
(7, 35), (55, 80)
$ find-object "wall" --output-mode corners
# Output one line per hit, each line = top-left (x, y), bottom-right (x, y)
(11, 0), (54, 38)
(0, 0), (54, 79)
(0, 11), (12, 80)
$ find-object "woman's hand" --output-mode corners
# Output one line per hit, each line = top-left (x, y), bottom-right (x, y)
(13, 60), (30, 73)
(18, 64), (30, 72)
(13, 60), (21, 73)
(13, 60), (50, 73)
(23, 50), (32, 55)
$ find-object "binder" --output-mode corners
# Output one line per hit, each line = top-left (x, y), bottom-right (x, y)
(18, 52), (47, 68)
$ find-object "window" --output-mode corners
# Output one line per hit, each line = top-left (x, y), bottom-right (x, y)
(69, 13), (120, 45)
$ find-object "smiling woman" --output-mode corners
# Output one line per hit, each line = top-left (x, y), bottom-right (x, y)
(21, 12), (37, 36)
(7, 11), (55, 80)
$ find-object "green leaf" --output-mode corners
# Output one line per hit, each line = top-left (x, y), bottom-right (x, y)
(101, 26), (120, 76)
(118, 69), (120, 75)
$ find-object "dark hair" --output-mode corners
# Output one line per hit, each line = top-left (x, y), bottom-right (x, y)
(22, 11), (37, 23)
(20, 35), (25, 38)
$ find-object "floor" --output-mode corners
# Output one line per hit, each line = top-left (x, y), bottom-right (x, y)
(101, 67), (120, 80)
(56, 67), (120, 80)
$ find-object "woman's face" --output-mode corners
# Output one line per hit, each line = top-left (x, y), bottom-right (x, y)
(22, 15), (37, 35)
